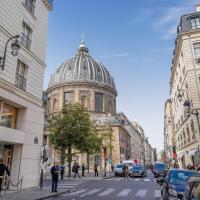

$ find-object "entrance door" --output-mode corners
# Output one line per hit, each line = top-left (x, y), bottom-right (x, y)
(2, 145), (13, 188)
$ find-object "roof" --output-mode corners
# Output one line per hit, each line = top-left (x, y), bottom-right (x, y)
(48, 42), (116, 91)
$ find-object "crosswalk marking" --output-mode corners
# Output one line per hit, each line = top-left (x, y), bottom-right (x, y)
(154, 190), (161, 197)
(98, 188), (115, 196)
(79, 188), (102, 197)
(136, 189), (147, 198)
(134, 178), (140, 181)
(68, 189), (87, 196)
(144, 178), (150, 182)
(117, 189), (131, 197)
(115, 178), (122, 181)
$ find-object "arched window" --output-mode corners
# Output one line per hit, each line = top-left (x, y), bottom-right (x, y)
(186, 127), (191, 143)
(53, 99), (59, 112)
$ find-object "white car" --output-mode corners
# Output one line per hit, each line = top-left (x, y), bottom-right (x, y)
(114, 164), (125, 176)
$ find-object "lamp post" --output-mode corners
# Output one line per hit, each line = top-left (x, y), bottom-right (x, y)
(0, 35), (20, 70)
(177, 88), (200, 165)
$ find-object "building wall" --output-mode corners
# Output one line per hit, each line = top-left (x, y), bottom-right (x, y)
(0, 0), (51, 188)
(170, 6), (200, 168)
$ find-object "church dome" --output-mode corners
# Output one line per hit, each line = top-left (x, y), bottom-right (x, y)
(48, 42), (116, 90)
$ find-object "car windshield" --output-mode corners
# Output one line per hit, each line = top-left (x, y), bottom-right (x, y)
(133, 166), (142, 170)
(155, 164), (165, 170)
(123, 163), (133, 167)
(116, 165), (124, 168)
(169, 171), (199, 186)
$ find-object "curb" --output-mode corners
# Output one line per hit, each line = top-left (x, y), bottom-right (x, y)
(35, 189), (71, 200)
(103, 176), (115, 179)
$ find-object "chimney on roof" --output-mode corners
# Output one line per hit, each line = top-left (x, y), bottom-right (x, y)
(196, 4), (200, 12)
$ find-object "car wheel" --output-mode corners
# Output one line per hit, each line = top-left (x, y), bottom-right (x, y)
(115, 173), (117, 177)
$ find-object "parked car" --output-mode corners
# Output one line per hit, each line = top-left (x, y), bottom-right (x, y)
(153, 161), (168, 178)
(157, 169), (199, 200)
(131, 165), (147, 177)
(114, 164), (125, 177)
(184, 175), (200, 200)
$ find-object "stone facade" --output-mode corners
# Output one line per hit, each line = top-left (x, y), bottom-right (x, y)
(0, 0), (52, 189)
(164, 99), (176, 165)
(170, 5), (200, 168)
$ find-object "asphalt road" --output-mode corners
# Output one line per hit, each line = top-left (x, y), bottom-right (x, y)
(47, 171), (162, 200)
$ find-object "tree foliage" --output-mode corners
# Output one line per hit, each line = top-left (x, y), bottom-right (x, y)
(48, 103), (102, 177)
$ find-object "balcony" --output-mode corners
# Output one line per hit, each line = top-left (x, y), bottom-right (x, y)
(15, 73), (27, 91)
(21, 33), (31, 50)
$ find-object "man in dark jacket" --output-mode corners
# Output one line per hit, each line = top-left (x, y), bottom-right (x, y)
(0, 159), (10, 192)
(72, 161), (80, 179)
(50, 162), (59, 192)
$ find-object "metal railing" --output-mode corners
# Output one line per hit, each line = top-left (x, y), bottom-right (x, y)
(15, 73), (27, 91)
(21, 32), (31, 50)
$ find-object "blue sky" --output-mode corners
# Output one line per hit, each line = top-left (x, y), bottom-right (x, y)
(44, 0), (200, 151)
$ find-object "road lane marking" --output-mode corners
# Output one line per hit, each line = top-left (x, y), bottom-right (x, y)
(115, 178), (122, 181)
(98, 188), (115, 196)
(67, 189), (87, 196)
(117, 189), (131, 197)
(154, 190), (161, 197)
(136, 189), (147, 198)
(79, 188), (102, 197)
(134, 178), (140, 181)
(144, 178), (150, 182)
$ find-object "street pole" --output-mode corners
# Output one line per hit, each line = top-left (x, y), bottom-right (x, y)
(109, 127), (112, 173)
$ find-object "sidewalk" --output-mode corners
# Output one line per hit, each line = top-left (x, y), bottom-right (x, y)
(2, 172), (114, 200)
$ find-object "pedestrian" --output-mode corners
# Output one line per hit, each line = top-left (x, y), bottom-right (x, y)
(50, 162), (59, 193)
(60, 165), (65, 180)
(0, 159), (10, 193)
(82, 163), (85, 177)
(123, 164), (129, 181)
(94, 163), (98, 177)
(111, 164), (114, 172)
(72, 161), (80, 179)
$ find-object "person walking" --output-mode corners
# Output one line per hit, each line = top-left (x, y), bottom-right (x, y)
(82, 163), (85, 177)
(50, 162), (59, 193)
(60, 165), (65, 180)
(123, 164), (129, 181)
(73, 161), (80, 179)
(94, 163), (98, 177)
(0, 159), (10, 193)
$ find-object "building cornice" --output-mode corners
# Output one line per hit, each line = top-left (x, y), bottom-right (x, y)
(0, 78), (42, 107)
(47, 81), (118, 96)
(41, 0), (53, 11)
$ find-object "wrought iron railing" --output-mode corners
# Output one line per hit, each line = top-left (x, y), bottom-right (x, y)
(15, 73), (27, 91)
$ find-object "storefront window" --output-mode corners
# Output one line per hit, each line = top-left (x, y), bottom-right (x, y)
(0, 102), (17, 129)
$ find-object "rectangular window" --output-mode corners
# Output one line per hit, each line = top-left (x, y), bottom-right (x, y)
(64, 92), (73, 104)
(95, 93), (103, 112)
(24, 0), (36, 15)
(190, 17), (200, 29)
(15, 60), (27, 90)
(0, 101), (17, 129)
(194, 43), (200, 63)
(21, 22), (32, 49)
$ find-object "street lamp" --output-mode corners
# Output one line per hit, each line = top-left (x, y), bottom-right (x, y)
(177, 88), (200, 165)
(0, 35), (20, 70)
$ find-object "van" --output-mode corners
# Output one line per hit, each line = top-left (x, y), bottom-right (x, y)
(153, 161), (168, 178)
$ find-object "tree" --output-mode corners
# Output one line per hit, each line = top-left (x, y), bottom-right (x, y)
(48, 103), (102, 178)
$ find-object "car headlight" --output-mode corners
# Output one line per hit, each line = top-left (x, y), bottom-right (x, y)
(169, 188), (178, 197)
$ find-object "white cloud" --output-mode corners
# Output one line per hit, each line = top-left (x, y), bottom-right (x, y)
(153, 1), (199, 40)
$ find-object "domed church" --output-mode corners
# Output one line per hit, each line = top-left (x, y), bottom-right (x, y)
(44, 42), (131, 172)
(47, 41), (117, 116)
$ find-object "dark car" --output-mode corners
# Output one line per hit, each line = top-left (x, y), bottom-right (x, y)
(157, 169), (199, 200)
(153, 162), (168, 178)
(184, 175), (200, 200)
(131, 165), (147, 177)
